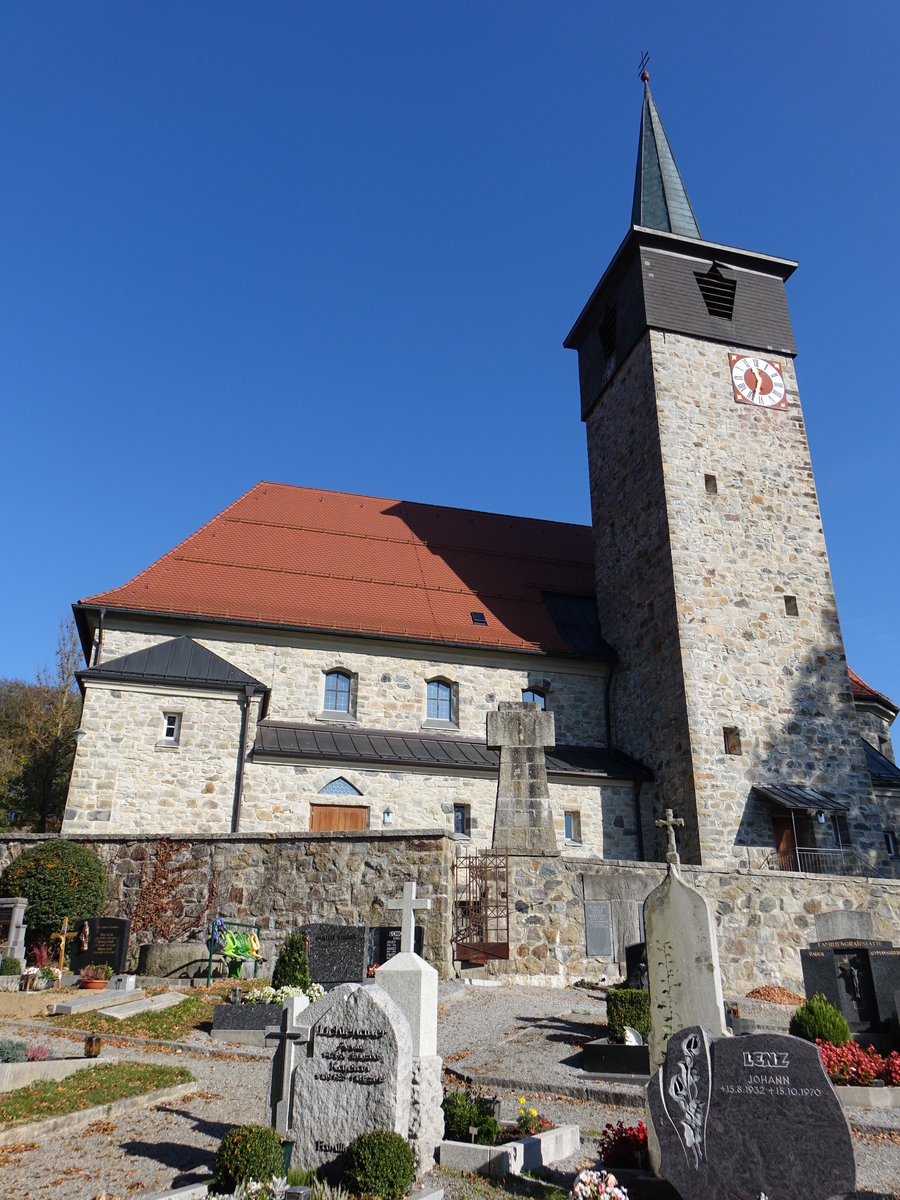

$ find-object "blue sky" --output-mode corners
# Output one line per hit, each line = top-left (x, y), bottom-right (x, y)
(3, 2), (899, 710)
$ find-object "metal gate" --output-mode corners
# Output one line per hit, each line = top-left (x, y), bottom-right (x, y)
(452, 850), (509, 963)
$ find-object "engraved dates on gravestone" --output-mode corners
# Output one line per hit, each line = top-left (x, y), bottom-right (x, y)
(300, 924), (368, 988)
(368, 925), (423, 970)
(647, 1027), (855, 1200)
(288, 983), (411, 1172)
(69, 918), (131, 975)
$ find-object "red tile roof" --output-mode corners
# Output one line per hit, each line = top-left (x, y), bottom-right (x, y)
(848, 667), (898, 714)
(81, 482), (598, 655)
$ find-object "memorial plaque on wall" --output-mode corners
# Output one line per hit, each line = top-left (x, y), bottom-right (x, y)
(368, 925), (423, 969)
(300, 924), (368, 988)
(69, 917), (131, 974)
(584, 900), (612, 957)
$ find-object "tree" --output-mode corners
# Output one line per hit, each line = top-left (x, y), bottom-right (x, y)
(0, 619), (83, 832)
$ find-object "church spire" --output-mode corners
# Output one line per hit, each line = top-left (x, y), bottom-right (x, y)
(631, 71), (701, 239)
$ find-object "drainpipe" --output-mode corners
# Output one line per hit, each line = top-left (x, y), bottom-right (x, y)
(231, 685), (255, 833)
(92, 608), (106, 667)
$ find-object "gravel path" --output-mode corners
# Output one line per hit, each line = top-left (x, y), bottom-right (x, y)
(0, 983), (897, 1198)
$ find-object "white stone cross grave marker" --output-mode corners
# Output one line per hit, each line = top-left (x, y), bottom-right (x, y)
(265, 992), (311, 1134)
(386, 881), (432, 954)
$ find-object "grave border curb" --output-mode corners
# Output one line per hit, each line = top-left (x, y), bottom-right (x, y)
(444, 1065), (645, 1107)
(0, 1081), (196, 1145)
(7, 1015), (269, 1060)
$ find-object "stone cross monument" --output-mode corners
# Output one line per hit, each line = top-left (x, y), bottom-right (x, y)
(387, 881), (432, 954)
(487, 701), (558, 855)
(643, 807), (728, 1070)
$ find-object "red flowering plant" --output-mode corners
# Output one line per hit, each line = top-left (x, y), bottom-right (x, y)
(817, 1038), (900, 1086)
(598, 1120), (648, 1169)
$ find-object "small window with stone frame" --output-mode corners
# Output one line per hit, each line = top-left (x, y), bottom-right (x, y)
(453, 804), (471, 836)
(425, 677), (458, 728)
(522, 688), (546, 708)
(723, 726), (742, 755)
(564, 810), (582, 843)
(161, 712), (182, 745)
(885, 831), (898, 859)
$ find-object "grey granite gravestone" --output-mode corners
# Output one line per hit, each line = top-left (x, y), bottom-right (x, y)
(487, 701), (558, 855)
(0, 898), (27, 967)
(287, 983), (411, 1173)
(69, 917), (131, 974)
(801, 935), (900, 1051)
(647, 1026), (855, 1200)
(643, 810), (727, 1070)
(584, 900), (612, 958)
(299, 924), (368, 989)
(368, 925), (423, 969)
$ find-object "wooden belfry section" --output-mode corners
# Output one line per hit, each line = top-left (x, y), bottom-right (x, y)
(452, 850), (509, 963)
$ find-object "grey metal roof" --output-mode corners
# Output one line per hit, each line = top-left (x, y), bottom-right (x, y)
(253, 720), (651, 781)
(631, 81), (701, 239)
(752, 784), (849, 813)
(79, 635), (268, 698)
(862, 739), (900, 786)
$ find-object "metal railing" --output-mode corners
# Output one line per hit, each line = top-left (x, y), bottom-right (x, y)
(764, 846), (887, 878)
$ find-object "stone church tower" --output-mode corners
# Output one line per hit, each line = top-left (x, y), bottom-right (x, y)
(565, 75), (877, 868)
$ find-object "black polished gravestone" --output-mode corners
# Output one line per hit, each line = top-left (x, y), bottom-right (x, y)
(300, 924), (368, 989)
(68, 918), (131, 975)
(648, 1026), (855, 1200)
(368, 925), (423, 969)
(801, 938), (900, 1051)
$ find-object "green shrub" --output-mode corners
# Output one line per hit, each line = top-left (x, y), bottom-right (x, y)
(442, 1089), (499, 1145)
(214, 1123), (285, 1192)
(0, 841), (106, 942)
(0, 956), (21, 976)
(272, 932), (312, 992)
(287, 1166), (319, 1187)
(343, 1130), (415, 1200)
(0, 1039), (27, 1063)
(606, 986), (651, 1044)
(789, 993), (851, 1046)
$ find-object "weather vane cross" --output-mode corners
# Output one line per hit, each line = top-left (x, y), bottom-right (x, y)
(638, 50), (650, 80)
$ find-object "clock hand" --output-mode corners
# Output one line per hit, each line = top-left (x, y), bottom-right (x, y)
(749, 365), (762, 403)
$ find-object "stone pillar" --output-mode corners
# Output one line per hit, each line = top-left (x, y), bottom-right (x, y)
(487, 701), (558, 855)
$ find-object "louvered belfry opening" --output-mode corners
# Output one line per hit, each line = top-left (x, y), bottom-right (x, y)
(452, 850), (509, 963)
(694, 263), (736, 319)
(598, 304), (617, 360)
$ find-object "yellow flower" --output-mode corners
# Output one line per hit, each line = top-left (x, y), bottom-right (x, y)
(517, 1097), (526, 1105)
(529, 1108), (537, 1117)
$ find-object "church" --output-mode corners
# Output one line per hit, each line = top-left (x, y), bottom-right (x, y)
(63, 77), (900, 889)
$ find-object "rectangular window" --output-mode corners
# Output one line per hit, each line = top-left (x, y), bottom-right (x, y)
(784, 595), (799, 616)
(324, 671), (352, 713)
(453, 804), (470, 836)
(564, 811), (582, 843)
(427, 680), (452, 721)
(723, 726), (742, 755)
(885, 831), (898, 858)
(162, 712), (182, 744)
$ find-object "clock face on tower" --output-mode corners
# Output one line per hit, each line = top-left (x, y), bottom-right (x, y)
(729, 354), (787, 410)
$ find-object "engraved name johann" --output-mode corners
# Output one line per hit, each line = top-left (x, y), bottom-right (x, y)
(719, 1050), (822, 1099)
(314, 1026), (386, 1085)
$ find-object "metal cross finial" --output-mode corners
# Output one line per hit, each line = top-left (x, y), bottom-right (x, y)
(386, 881), (432, 955)
(656, 807), (684, 864)
(639, 50), (650, 82)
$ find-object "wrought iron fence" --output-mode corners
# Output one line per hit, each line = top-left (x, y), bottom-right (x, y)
(765, 846), (886, 878)
(452, 850), (509, 962)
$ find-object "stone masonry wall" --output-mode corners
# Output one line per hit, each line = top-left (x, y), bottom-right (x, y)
(480, 854), (900, 995)
(0, 831), (455, 978)
(95, 622), (609, 746)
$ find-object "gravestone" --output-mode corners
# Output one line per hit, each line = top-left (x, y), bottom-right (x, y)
(0, 898), (27, 967)
(643, 810), (728, 1070)
(487, 701), (558, 855)
(815, 908), (874, 943)
(624, 941), (648, 990)
(648, 1025), (855, 1200)
(801, 934), (900, 1051)
(300, 924), (368, 989)
(69, 917), (131, 975)
(584, 900), (612, 958)
(266, 993), (312, 1134)
(368, 924), (423, 969)
(286, 983), (411, 1172)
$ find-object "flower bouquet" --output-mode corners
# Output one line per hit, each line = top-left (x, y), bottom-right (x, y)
(571, 1167), (630, 1200)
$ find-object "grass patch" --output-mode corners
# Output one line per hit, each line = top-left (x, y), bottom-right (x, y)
(51, 990), (215, 1040)
(0, 1062), (193, 1127)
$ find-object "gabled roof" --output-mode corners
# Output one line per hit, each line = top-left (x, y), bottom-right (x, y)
(252, 720), (651, 781)
(79, 483), (613, 659)
(631, 76), (701, 239)
(849, 668), (898, 716)
(79, 635), (268, 704)
(862, 739), (900, 787)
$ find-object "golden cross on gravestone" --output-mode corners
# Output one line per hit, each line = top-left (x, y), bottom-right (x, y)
(50, 917), (79, 988)
(655, 807), (684, 866)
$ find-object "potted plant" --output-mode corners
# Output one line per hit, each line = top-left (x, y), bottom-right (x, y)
(80, 963), (114, 989)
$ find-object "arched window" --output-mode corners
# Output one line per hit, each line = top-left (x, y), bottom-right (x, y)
(427, 679), (452, 721)
(522, 689), (546, 709)
(319, 777), (362, 796)
(323, 670), (352, 713)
